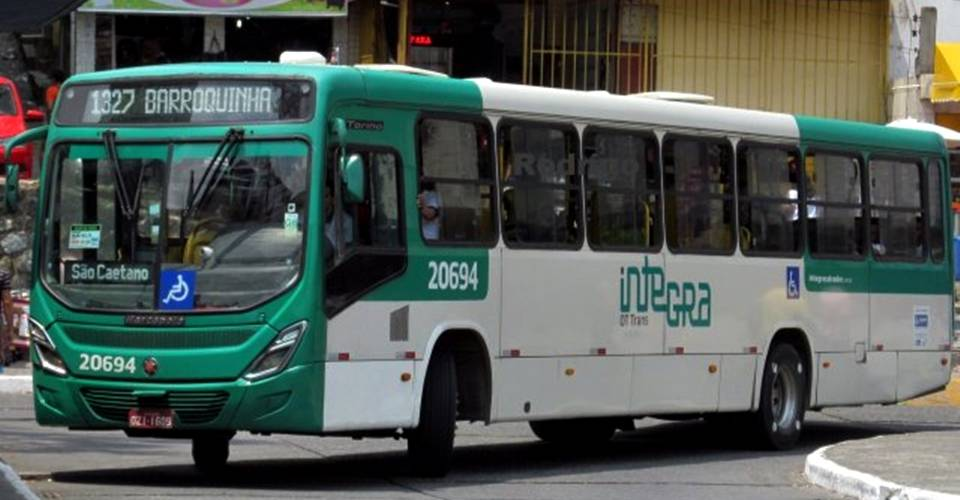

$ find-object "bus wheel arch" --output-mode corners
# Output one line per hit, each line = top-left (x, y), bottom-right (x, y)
(420, 328), (493, 424)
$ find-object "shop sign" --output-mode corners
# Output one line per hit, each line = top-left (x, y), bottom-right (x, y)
(79, 0), (347, 17)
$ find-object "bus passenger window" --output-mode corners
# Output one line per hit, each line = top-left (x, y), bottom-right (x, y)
(417, 117), (496, 245)
(928, 160), (945, 262)
(869, 159), (923, 261)
(805, 152), (865, 258)
(324, 149), (405, 316)
(584, 129), (661, 251)
(663, 137), (734, 253)
(498, 122), (580, 248)
(736, 146), (802, 255)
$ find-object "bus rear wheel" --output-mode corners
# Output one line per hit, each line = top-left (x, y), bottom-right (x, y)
(755, 344), (806, 450)
(407, 350), (457, 477)
(529, 418), (617, 444)
(192, 432), (233, 473)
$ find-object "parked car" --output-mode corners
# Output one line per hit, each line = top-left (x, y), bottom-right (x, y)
(0, 76), (44, 178)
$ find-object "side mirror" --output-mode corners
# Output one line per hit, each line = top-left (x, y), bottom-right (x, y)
(2, 126), (48, 213)
(25, 108), (45, 123)
(341, 154), (365, 203)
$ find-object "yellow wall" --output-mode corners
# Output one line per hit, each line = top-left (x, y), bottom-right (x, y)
(657, 0), (887, 122)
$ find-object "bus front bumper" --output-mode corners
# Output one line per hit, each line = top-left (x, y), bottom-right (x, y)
(32, 362), (325, 434)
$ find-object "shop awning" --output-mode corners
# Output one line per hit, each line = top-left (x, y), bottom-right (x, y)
(0, 0), (84, 33)
(932, 43), (960, 103)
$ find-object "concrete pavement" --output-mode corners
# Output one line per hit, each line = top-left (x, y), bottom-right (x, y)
(805, 371), (960, 500)
(805, 432), (960, 500)
(0, 361), (33, 394)
(0, 359), (32, 394)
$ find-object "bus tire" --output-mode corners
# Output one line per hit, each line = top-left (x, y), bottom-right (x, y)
(529, 418), (616, 444)
(408, 350), (457, 477)
(755, 343), (806, 450)
(191, 432), (232, 473)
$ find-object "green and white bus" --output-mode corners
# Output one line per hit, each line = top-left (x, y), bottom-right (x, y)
(5, 58), (953, 476)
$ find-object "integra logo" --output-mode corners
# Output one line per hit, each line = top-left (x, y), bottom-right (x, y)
(619, 257), (711, 328)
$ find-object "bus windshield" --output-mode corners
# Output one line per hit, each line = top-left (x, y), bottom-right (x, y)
(42, 138), (309, 312)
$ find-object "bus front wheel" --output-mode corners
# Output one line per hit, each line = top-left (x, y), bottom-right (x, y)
(755, 344), (806, 450)
(192, 432), (233, 473)
(407, 350), (457, 477)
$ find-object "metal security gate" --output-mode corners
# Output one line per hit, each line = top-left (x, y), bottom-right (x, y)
(523, 0), (658, 94)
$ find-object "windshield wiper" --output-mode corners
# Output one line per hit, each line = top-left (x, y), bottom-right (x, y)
(102, 130), (136, 219)
(185, 128), (245, 219)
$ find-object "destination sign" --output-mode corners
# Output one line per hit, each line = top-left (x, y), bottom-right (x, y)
(56, 79), (314, 125)
(64, 262), (153, 285)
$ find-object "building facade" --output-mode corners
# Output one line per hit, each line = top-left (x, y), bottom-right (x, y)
(401, 0), (888, 123)
(69, 0), (350, 73)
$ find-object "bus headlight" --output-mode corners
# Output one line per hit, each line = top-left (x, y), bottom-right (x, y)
(244, 321), (307, 381)
(29, 318), (67, 376)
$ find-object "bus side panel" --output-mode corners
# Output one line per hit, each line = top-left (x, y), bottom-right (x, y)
(496, 357), (560, 421)
(815, 351), (897, 406)
(630, 355), (721, 413)
(500, 249), (664, 357)
(869, 293), (951, 352)
(497, 246), (664, 420)
(554, 356), (633, 416)
(897, 351), (951, 401)
(323, 295), (500, 431)
(718, 354), (758, 411)
(323, 359), (416, 432)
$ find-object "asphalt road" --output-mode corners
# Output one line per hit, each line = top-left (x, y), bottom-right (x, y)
(3, 392), (960, 500)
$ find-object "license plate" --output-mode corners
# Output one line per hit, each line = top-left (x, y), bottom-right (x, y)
(128, 408), (174, 429)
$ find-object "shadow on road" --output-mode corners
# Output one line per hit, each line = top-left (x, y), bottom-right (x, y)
(47, 415), (960, 491)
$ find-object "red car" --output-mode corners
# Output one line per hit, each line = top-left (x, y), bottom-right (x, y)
(0, 76), (45, 178)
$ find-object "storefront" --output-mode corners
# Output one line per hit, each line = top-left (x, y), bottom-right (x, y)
(72, 0), (348, 72)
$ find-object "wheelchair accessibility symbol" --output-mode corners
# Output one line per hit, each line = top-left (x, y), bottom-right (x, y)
(786, 266), (800, 300)
(159, 269), (196, 310)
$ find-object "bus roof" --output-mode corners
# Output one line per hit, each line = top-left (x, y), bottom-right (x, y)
(796, 114), (946, 156)
(471, 78), (799, 141)
(60, 63), (948, 157)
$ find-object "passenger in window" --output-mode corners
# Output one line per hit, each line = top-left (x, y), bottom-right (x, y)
(418, 181), (442, 240)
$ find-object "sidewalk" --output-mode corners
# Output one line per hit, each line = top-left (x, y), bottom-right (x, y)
(0, 359), (32, 394)
(805, 431), (960, 500)
(806, 369), (960, 500)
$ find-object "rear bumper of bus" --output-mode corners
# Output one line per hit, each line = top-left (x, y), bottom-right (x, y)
(33, 362), (325, 434)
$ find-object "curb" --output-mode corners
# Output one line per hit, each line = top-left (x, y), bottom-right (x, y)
(804, 443), (960, 500)
(0, 461), (39, 500)
(0, 375), (32, 394)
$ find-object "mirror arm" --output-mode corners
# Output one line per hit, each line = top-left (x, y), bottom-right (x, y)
(1, 126), (48, 164)
(2, 126), (48, 213)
